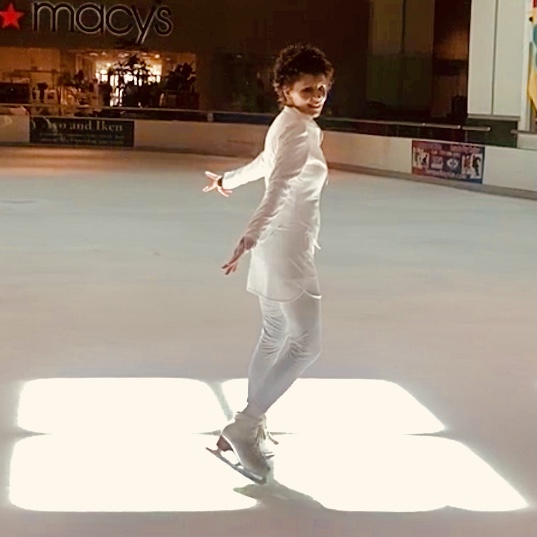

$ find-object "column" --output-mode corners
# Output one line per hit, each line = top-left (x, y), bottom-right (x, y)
(467, 0), (527, 145)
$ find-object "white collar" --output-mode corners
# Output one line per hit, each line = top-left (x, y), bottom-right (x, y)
(283, 105), (315, 122)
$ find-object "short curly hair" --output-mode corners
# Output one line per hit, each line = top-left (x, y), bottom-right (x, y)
(272, 44), (334, 106)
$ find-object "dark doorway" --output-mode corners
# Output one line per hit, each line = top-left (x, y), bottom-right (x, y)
(431, 0), (472, 123)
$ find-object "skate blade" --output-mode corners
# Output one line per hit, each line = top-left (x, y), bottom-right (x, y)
(206, 447), (267, 485)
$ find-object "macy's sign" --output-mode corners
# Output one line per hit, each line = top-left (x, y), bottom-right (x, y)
(0, 1), (174, 44)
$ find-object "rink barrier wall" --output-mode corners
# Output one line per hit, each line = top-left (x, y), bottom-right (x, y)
(135, 121), (537, 196)
(483, 145), (537, 192)
(516, 132), (537, 151)
(1, 114), (536, 197)
(134, 120), (266, 158)
(0, 115), (29, 144)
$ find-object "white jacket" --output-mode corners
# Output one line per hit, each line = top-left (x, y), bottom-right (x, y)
(222, 105), (328, 302)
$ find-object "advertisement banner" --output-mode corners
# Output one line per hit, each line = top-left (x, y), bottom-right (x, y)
(412, 140), (485, 183)
(30, 117), (134, 147)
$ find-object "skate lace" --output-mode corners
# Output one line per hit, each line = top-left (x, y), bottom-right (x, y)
(257, 419), (279, 446)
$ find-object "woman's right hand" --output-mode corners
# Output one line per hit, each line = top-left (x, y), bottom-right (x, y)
(202, 171), (232, 198)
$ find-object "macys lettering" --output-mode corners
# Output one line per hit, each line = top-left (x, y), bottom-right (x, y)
(32, 2), (173, 44)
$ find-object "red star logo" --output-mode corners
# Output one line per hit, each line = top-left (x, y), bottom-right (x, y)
(0, 2), (24, 30)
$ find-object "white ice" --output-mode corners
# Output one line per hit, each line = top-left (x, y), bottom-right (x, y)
(0, 147), (535, 536)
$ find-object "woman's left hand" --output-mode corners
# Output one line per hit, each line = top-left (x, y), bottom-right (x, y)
(222, 236), (256, 275)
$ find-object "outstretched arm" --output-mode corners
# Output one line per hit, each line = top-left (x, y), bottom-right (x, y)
(221, 151), (267, 190)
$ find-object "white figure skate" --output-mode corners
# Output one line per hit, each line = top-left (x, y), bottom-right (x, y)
(215, 414), (279, 458)
(206, 412), (271, 484)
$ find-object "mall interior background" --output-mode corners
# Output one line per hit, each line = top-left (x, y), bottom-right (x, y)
(0, 0), (534, 132)
(0, 0), (471, 119)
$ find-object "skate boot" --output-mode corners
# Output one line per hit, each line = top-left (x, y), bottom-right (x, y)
(216, 414), (278, 458)
(216, 412), (270, 482)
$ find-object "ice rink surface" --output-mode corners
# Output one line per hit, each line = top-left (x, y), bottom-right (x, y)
(0, 147), (535, 537)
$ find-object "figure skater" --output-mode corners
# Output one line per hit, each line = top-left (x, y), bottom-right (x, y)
(203, 44), (334, 482)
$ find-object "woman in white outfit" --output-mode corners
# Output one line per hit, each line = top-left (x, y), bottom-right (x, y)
(203, 44), (334, 480)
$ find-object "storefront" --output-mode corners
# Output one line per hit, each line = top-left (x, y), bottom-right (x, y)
(0, 0), (198, 112)
(4, 0), (521, 130)
(0, 0), (371, 117)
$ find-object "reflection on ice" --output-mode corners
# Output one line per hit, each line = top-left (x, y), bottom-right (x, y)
(17, 378), (224, 434)
(271, 435), (527, 512)
(223, 378), (445, 435)
(10, 434), (256, 512)
(10, 378), (527, 513)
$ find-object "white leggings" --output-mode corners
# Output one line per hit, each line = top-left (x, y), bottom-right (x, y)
(246, 292), (322, 414)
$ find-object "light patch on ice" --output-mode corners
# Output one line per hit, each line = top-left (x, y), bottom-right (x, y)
(9, 378), (527, 513)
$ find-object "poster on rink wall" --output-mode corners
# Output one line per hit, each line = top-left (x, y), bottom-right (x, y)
(30, 117), (134, 148)
(412, 140), (485, 183)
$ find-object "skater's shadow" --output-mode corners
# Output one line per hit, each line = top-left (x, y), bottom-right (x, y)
(233, 479), (325, 509)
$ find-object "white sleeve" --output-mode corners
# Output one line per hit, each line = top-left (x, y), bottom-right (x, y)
(221, 151), (266, 190)
(243, 124), (309, 243)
